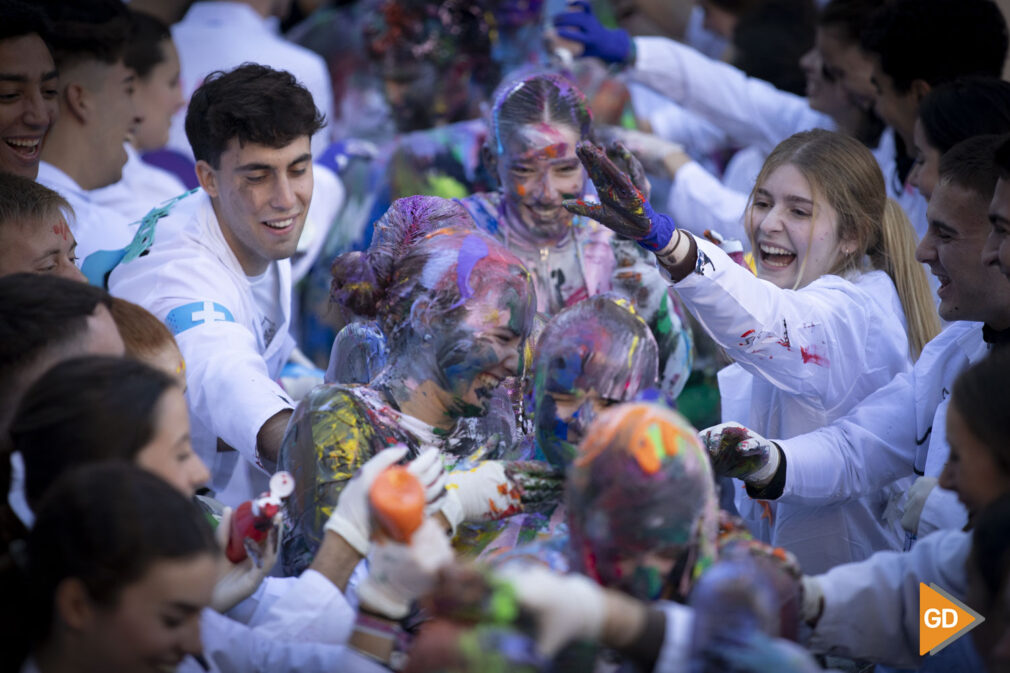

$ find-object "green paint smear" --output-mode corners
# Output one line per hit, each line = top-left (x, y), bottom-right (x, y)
(646, 422), (666, 462)
(655, 296), (672, 335)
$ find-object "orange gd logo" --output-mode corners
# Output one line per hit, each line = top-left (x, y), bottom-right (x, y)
(919, 583), (986, 656)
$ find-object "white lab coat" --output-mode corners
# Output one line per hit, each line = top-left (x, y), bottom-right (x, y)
(654, 601), (695, 673)
(109, 190), (295, 506)
(90, 143), (188, 223)
(168, 2), (334, 158)
(676, 237), (912, 573)
(36, 161), (137, 286)
(776, 321), (983, 535)
(809, 528), (972, 668)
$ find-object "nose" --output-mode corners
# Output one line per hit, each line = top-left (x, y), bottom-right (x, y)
(23, 88), (51, 128)
(914, 234), (935, 265)
(909, 162), (922, 192)
(189, 457), (211, 494)
(938, 460), (957, 492)
(179, 616), (204, 659)
(60, 260), (87, 283)
(271, 175), (296, 211)
(799, 48), (817, 75)
(983, 230), (1002, 269)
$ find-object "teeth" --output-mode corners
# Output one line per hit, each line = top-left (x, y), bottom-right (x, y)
(263, 217), (295, 230)
(6, 138), (40, 149)
(760, 244), (794, 256)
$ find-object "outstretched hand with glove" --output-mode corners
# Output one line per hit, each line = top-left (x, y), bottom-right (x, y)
(700, 422), (782, 488)
(211, 506), (280, 613)
(439, 461), (523, 533)
(552, 1), (634, 65)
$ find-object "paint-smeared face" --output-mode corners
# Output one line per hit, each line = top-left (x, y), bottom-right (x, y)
(919, 180), (1010, 326)
(497, 122), (585, 240)
(909, 118), (941, 201)
(747, 163), (844, 289)
(0, 34), (58, 179)
(133, 39), (183, 152)
(535, 386), (612, 468)
(201, 136), (312, 275)
(135, 387), (209, 497)
(939, 401), (1010, 524)
(0, 216), (85, 282)
(78, 555), (215, 673)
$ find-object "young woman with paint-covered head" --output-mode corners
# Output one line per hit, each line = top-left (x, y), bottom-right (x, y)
(569, 128), (941, 574)
(458, 72), (693, 402)
(281, 196), (537, 575)
(0, 464), (218, 673)
(909, 77), (1010, 201)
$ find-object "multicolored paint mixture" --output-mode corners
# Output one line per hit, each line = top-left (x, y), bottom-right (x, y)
(566, 403), (719, 601)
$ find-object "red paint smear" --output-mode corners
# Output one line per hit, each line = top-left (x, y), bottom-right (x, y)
(740, 329), (755, 338)
(800, 347), (828, 366)
(53, 222), (69, 241)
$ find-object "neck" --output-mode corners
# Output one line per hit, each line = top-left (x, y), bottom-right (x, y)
(40, 122), (101, 191)
(34, 638), (92, 673)
(378, 371), (456, 432)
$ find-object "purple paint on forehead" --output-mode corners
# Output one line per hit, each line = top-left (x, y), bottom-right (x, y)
(454, 234), (490, 304)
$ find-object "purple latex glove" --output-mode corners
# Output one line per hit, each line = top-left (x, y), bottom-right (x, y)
(553, 1), (633, 65)
(563, 142), (676, 251)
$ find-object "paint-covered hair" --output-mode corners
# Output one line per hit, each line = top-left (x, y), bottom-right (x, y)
(748, 129), (940, 359)
(566, 403), (718, 601)
(331, 196), (535, 351)
(11, 356), (178, 509)
(533, 296), (659, 468)
(489, 72), (593, 157)
(0, 464), (216, 670)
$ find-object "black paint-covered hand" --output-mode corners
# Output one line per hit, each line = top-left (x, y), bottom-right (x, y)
(564, 142), (676, 251)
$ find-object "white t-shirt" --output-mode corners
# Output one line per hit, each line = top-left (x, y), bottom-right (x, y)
(249, 263), (283, 350)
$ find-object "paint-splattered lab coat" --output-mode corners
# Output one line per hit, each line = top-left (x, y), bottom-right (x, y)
(773, 321), (985, 538)
(110, 190), (296, 507)
(675, 237), (913, 574)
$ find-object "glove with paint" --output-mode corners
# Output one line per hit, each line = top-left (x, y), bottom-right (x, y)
(552, 1), (633, 65)
(325, 446), (448, 555)
(357, 517), (455, 619)
(604, 139), (652, 201)
(499, 564), (607, 657)
(900, 476), (938, 536)
(564, 142), (679, 255)
(211, 506), (280, 613)
(440, 461), (522, 531)
(700, 422), (780, 487)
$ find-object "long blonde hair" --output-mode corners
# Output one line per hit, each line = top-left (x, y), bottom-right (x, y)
(747, 129), (940, 359)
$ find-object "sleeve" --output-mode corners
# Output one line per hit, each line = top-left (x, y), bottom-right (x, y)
(114, 262), (293, 465)
(807, 529), (971, 668)
(673, 237), (891, 407)
(774, 369), (919, 506)
(916, 487), (968, 538)
(631, 37), (834, 153)
(643, 96), (732, 157)
(653, 601), (694, 673)
(665, 162), (749, 243)
(249, 570), (356, 645)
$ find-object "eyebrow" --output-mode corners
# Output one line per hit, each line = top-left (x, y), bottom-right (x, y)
(990, 212), (1010, 226)
(929, 219), (957, 236)
(0, 70), (58, 83)
(235, 153), (312, 172)
(166, 601), (202, 614)
(754, 188), (813, 206)
(33, 248), (60, 262)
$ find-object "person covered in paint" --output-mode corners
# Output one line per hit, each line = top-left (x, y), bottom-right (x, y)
(281, 196), (537, 575)
(458, 72), (693, 402)
(569, 129), (940, 574)
(454, 295), (661, 563)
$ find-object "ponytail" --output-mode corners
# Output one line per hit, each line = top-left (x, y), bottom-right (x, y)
(869, 199), (941, 360)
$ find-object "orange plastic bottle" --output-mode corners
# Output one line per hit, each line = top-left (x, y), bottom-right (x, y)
(369, 466), (425, 543)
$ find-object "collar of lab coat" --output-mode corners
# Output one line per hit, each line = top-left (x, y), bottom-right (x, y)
(36, 160), (88, 202)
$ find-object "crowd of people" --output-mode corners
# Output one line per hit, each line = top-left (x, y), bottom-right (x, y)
(3, 0), (1010, 671)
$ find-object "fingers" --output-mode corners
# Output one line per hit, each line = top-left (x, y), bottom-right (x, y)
(563, 197), (607, 221)
(215, 506), (233, 549)
(362, 444), (410, 477)
(607, 140), (650, 200)
(576, 142), (641, 209)
(408, 448), (449, 510)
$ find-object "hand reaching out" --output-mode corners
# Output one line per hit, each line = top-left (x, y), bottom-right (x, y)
(700, 422), (781, 487)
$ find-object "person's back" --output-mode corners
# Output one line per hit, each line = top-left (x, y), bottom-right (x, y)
(167, 0), (333, 157)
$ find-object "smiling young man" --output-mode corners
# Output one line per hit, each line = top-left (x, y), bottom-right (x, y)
(0, 1), (59, 179)
(110, 64), (324, 506)
(704, 134), (1010, 541)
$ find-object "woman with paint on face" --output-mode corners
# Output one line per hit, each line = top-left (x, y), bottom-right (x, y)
(570, 129), (941, 574)
(282, 195), (537, 575)
(458, 72), (693, 403)
(1, 464), (219, 673)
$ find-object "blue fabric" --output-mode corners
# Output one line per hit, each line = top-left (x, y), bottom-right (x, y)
(638, 201), (677, 252)
(81, 248), (128, 287)
(165, 301), (236, 335)
(553, 1), (632, 65)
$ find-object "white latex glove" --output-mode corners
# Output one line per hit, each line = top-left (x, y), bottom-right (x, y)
(356, 517), (454, 619)
(499, 565), (606, 657)
(407, 447), (448, 517)
(700, 422), (780, 487)
(324, 445), (409, 555)
(440, 461), (521, 532)
(211, 507), (280, 613)
(799, 576), (824, 627)
(900, 476), (938, 535)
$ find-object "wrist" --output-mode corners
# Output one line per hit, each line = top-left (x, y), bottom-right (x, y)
(350, 610), (403, 666)
(745, 442), (781, 489)
(662, 152), (692, 180)
(309, 530), (363, 591)
(600, 589), (648, 648)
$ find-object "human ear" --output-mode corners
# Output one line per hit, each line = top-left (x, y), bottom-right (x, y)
(54, 578), (96, 632)
(194, 160), (219, 198)
(480, 143), (500, 188)
(64, 82), (89, 124)
(911, 79), (931, 105)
